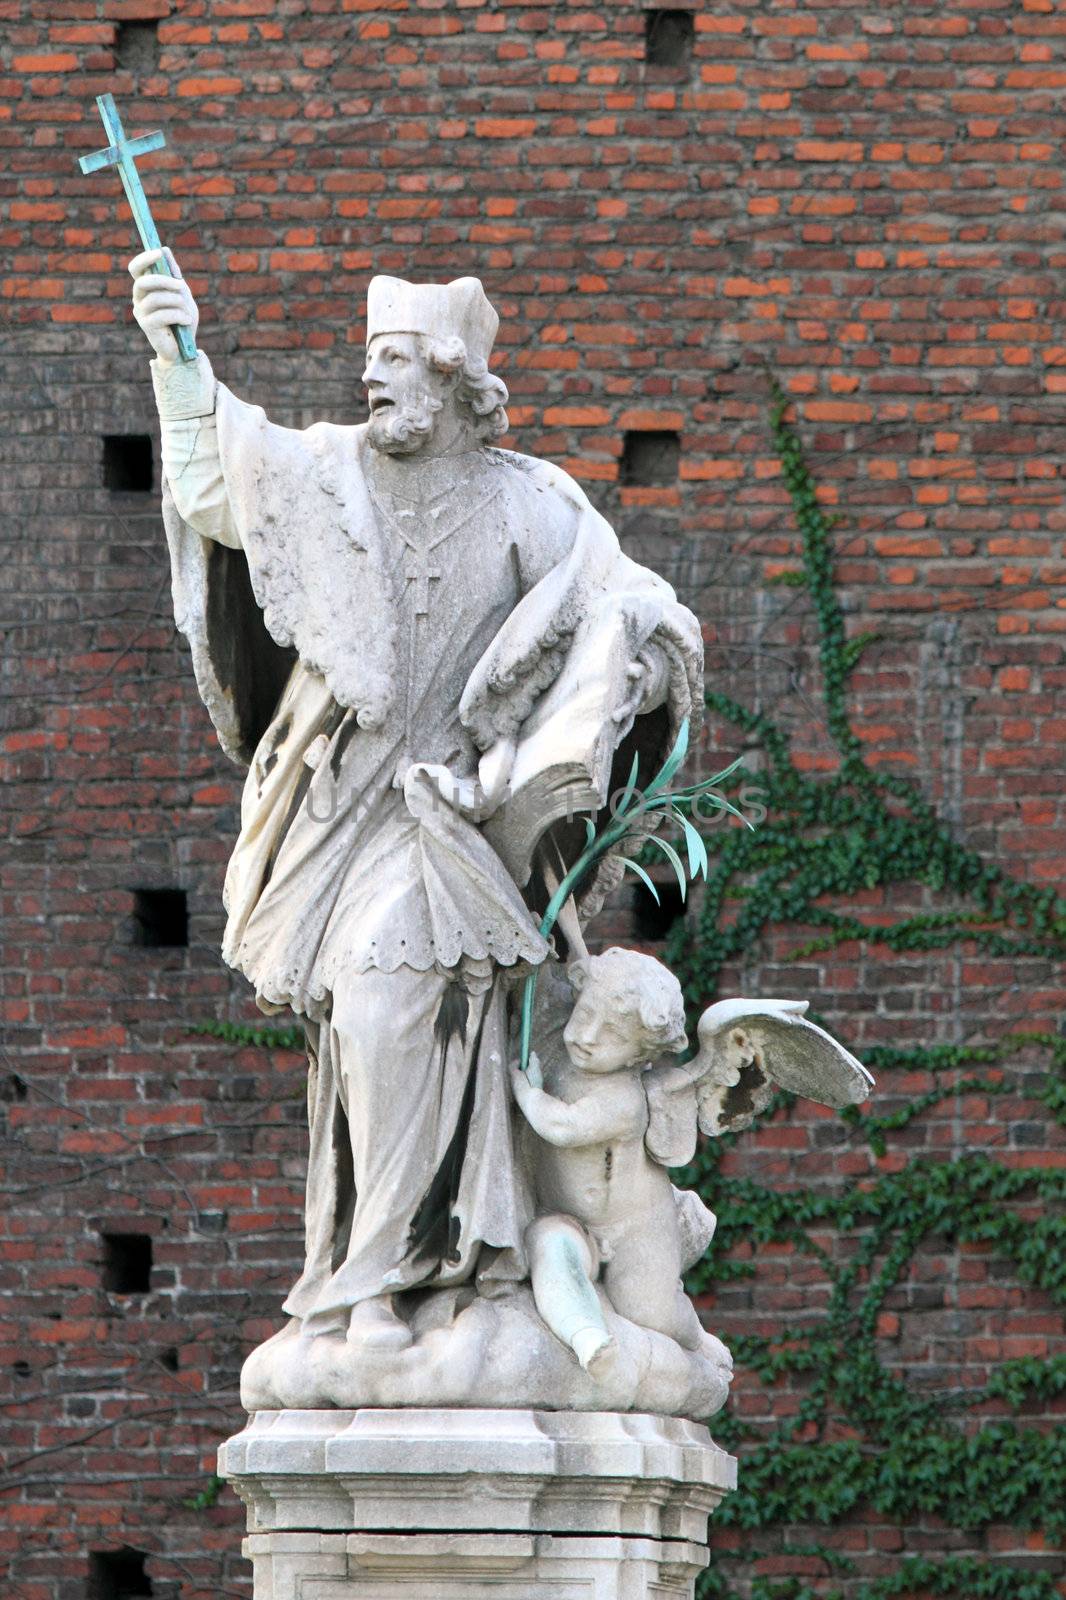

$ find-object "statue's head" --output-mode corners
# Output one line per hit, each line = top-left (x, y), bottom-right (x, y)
(363, 275), (509, 457)
(564, 948), (688, 1074)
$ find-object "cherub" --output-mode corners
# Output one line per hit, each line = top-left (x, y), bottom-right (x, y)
(511, 947), (871, 1377)
(510, 948), (707, 1376)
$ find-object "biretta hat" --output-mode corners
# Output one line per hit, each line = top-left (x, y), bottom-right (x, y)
(366, 275), (499, 366)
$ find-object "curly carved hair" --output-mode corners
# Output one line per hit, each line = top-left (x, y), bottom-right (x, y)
(419, 333), (509, 444)
(571, 947), (688, 1057)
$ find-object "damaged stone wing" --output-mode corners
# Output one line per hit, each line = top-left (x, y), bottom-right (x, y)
(688, 998), (873, 1137)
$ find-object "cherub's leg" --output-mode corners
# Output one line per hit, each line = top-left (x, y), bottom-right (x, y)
(526, 1216), (612, 1375)
(603, 1241), (704, 1351)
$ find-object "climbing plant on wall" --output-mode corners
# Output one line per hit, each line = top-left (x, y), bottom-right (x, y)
(672, 384), (1066, 1600)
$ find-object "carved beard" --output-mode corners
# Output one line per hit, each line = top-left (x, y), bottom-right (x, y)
(367, 395), (443, 455)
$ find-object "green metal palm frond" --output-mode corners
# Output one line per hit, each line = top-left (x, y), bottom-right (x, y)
(517, 717), (755, 1074)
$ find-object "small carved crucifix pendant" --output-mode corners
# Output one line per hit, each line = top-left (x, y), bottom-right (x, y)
(404, 548), (442, 617)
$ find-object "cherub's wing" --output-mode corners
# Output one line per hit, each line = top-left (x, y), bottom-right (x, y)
(643, 1064), (700, 1167)
(689, 998), (873, 1137)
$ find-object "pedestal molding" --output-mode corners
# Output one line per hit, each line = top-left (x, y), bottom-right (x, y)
(220, 1408), (737, 1598)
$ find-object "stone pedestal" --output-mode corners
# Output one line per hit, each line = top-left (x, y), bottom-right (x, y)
(218, 1408), (736, 1599)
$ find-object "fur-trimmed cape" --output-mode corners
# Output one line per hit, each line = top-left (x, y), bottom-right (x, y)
(162, 399), (704, 929)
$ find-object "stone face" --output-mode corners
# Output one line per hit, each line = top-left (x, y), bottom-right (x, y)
(221, 1409), (736, 1600)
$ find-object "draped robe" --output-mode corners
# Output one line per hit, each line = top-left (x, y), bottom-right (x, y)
(161, 368), (703, 1321)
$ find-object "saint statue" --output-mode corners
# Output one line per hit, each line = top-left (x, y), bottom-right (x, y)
(130, 249), (719, 1386)
(95, 113), (874, 1600)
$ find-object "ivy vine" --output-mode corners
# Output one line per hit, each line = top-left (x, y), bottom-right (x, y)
(670, 383), (1066, 1598)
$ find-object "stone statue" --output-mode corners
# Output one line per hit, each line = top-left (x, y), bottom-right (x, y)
(513, 950), (708, 1380)
(130, 248), (870, 1421)
(513, 951), (871, 1388)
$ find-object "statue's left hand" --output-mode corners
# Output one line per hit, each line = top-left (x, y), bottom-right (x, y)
(404, 737), (514, 822)
(477, 736), (516, 809)
(404, 762), (497, 822)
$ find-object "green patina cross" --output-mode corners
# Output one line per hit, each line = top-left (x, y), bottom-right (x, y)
(78, 93), (197, 364)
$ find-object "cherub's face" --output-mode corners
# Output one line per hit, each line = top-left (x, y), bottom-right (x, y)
(563, 985), (643, 1075)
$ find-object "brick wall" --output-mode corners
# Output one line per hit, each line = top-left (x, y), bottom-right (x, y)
(1, 2), (1063, 1596)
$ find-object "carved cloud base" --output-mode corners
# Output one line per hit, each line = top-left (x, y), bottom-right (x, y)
(240, 1285), (733, 1421)
(218, 1408), (736, 1600)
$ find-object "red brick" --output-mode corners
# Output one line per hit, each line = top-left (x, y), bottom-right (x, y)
(4, 6), (1066, 1598)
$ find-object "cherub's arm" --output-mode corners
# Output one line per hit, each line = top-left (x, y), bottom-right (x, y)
(509, 1060), (636, 1148)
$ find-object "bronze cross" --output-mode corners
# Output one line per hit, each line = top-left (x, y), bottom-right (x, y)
(404, 547), (442, 617)
(77, 94), (197, 364)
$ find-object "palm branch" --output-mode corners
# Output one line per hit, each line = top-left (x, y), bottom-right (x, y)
(517, 717), (753, 1074)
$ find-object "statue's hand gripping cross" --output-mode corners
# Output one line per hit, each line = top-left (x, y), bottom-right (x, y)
(78, 94), (197, 364)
